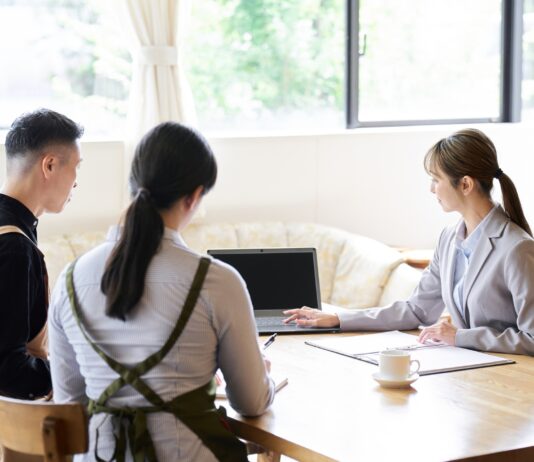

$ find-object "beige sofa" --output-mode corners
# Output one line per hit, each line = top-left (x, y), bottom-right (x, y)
(40, 222), (422, 309)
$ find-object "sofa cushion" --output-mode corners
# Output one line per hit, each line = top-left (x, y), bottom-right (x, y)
(182, 222), (409, 309)
(182, 223), (238, 252)
(39, 235), (76, 291)
(286, 223), (346, 305)
(329, 233), (404, 308)
(40, 222), (419, 310)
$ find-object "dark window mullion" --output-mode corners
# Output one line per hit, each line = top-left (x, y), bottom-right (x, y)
(356, 118), (496, 128)
(501, 0), (524, 122)
(346, 0), (359, 128)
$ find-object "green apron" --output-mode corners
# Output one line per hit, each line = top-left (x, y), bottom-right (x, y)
(65, 257), (248, 462)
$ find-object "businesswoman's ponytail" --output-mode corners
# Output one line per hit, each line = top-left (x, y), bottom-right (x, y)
(101, 122), (217, 320)
(424, 128), (531, 236)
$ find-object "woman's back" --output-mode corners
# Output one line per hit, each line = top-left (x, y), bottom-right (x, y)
(49, 226), (274, 461)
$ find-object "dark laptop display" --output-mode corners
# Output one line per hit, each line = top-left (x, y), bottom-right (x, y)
(208, 248), (338, 334)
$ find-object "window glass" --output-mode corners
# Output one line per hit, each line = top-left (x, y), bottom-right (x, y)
(0, 0), (130, 137)
(524, 0), (534, 121)
(358, 0), (502, 122)
(186, 0), (344, 133)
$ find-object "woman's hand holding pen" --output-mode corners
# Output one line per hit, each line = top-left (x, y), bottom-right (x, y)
(283, 306), (340, 328)
(418, 320), (457, 345)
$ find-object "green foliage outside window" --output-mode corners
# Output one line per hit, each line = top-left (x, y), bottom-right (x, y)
(187, 0), (344, 129)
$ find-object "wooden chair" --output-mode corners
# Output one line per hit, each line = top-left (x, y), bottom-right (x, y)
(0, 396), (88, 462)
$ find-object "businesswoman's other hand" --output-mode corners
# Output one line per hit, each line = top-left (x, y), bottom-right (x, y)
(283, 307), (340, 328)
(418, 320), (457, 345)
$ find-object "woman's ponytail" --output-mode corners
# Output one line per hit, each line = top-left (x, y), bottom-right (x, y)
(101, 189), (164, 320)
(497, 172), (532, 237)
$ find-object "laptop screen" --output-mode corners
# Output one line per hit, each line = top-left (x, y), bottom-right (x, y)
(208, 248), (321, 311)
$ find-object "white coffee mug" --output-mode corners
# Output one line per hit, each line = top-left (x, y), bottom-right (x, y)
(378, 349), (420, 380)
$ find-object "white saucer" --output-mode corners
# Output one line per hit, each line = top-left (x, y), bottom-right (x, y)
(372, 372), (419, 389)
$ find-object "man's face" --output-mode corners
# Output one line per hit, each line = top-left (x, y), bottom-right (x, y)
(44, 142), (82, 214)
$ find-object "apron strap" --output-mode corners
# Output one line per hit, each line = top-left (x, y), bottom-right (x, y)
(0, 225), (30, 239)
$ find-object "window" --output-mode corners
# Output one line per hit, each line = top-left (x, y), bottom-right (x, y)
(0, 0), (130, 137)
(0, 0), (531, 135)
(186, 0), (345, 132)
(354, 0), (502, 124)
(189, 0), (525, 131)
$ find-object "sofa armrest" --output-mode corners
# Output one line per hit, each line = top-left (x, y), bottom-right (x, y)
(377, 263), (422, 307)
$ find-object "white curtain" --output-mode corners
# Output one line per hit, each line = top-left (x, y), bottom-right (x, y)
(115, 0), (207, 218)
(117, 0), (196, 141)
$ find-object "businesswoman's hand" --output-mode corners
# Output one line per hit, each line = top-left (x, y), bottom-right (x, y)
(283, 307), (340, 328)
(418, 320), (457, 345)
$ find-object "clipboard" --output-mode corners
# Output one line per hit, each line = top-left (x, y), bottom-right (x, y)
(305, 331), (515, 375)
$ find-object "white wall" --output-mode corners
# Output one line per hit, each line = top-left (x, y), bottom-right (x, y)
(0, 141), (126, 236)
(1, 123), (534, 248)
(206, 122), (534, 248)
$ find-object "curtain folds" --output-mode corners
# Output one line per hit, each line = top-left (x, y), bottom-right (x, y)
(117, 0), (196, 142)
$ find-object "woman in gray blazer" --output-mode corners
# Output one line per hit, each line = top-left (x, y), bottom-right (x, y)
(284, 129), (534, 355)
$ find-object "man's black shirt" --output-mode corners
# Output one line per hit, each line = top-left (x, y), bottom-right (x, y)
(0, 193), (51, 399)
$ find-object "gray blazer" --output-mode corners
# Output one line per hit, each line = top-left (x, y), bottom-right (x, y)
(338, 206), (534, 355)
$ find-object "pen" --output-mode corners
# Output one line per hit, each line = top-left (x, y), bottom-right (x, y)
(263, 333), (277, 350)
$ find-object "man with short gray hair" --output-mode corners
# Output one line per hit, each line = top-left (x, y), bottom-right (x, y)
(0, 109), (83, 399)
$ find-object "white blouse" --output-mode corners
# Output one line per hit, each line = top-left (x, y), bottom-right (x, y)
(49, 226), (274, 462)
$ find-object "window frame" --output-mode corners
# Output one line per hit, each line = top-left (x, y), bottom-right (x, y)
(345, 0), (524, 128)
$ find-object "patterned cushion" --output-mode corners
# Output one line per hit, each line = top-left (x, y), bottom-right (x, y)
(182, 222), (415, 309)
(286, 223), (346, 305)
(38, 235), (76, 292)
(328, 233), (404, 308)
(67, 231), (107, 257)
(40, 222), (420, 309)
(182, 223), (239, 252)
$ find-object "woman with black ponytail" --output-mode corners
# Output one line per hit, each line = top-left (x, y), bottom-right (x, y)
(48, 122), (274, 462)
(285, 129), (534, 356)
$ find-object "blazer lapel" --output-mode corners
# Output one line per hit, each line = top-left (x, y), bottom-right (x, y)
(462, 237), (493, 322)
(462, 207), (508, 320)
(443, 229), (459, 315)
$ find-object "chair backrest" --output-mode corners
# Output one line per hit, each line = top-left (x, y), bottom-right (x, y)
(0, 396), (88, 462)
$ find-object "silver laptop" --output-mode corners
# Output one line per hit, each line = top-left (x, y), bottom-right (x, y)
(207, 248), (339, 334)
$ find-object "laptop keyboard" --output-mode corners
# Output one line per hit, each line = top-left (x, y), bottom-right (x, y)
(256, 316), (286, 327)
(256, 315), (336, 333)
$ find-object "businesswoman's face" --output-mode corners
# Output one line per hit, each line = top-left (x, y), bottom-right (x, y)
(429, 168), (464, 213)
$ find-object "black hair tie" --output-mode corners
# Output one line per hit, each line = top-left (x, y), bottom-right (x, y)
(494, 168), (504, 179)
(136, 187), (151, 200)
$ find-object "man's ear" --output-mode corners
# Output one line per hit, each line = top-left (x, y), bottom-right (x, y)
(460, 176), (475, 196)
(41, 154), (58, 180)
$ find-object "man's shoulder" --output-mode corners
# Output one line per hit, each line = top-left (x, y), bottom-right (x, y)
(0, 232), (33, 257)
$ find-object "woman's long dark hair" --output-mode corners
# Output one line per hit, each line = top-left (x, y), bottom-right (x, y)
(101, 122), (217, 320)
(424, 128), (532, 237)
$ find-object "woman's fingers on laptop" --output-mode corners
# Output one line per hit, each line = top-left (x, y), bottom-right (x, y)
(283, 307), (340, 328)
(283, 307), (318, 323)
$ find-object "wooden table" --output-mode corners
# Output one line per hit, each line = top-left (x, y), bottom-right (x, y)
(222, 333), (534, 462)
